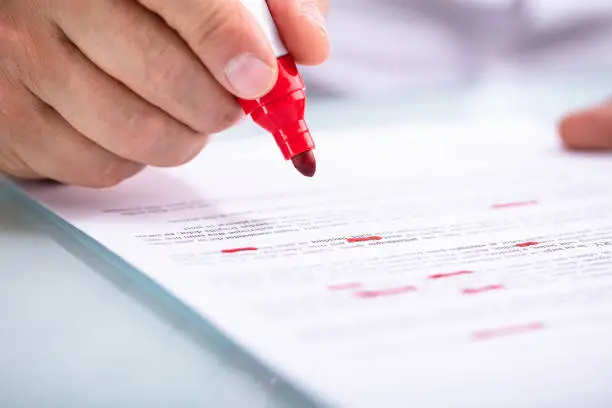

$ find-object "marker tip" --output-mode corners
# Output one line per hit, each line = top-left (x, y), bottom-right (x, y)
(291, 150), (316, 177)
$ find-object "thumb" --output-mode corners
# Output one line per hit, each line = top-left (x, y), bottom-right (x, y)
(559, 102), (612, 150)
(267, 0), (330, 66)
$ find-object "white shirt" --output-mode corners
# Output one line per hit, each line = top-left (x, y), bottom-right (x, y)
(301, 0), (612, 95)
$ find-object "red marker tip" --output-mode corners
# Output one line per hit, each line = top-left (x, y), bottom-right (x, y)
(291, 150), (316, 177)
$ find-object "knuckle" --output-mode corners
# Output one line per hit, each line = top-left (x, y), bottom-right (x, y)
(154, 135), (209, 168)
(145, 44), (188, 95)
(91, 159), (143, 188)
(171, 133), (212, 166)
(0, 10), (25, 55)
(0, 146), (37, 179)
(0, 80), (28, 118)
(119, 107), (168, 162)
(1, 26), (68, 97)
(0, 9), (51, 83)
(193, 5), (244, 50)
(205, 101), (243, 134)
(0, 85), (38, 179)
(119, 106), (201, 167)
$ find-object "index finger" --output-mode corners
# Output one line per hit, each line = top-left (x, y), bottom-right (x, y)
(559, 103), (612, 150)
(267, 0), (330, 66)
(138, 0), (279, 99)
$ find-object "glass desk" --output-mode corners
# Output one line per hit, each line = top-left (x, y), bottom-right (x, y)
(2, 75), (611, 408)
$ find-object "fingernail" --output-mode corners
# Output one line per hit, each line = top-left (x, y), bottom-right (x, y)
(300, 1), (327, 36)
(225, 53), (276, 98)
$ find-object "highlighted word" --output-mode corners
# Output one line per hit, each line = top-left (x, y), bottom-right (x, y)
(429, 270), (473, 280)
(347, 236), (383, 243)
(492, 200), (538, 209)
(473, 322), (544, 341)
(462, 284), (504, 295)
(516, 241), (539, 248)
(221, 247), (258, 254)
(355, 285), (417, 299)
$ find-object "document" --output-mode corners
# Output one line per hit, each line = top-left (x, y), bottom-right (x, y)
(17, 119), (612, 407)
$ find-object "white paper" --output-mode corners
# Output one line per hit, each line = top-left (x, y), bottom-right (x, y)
(18, 119), (612, 407)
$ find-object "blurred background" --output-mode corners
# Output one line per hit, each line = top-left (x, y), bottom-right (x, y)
(300, 0), (612, 98)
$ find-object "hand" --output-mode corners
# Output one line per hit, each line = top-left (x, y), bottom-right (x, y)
(559, 100), (612, 150)
(0, 0), (329, 187)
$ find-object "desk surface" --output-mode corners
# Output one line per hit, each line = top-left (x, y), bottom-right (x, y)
(2, 75), (611, 408)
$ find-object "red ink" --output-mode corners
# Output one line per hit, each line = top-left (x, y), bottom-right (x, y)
(492, 200), (538, 209)
(472, 322), (544, 341)
(221, 247), (258, 254)
(328, 283), (363, 291)
(516, 241), (539, 248)
(355, 285), (417, 298)
(347, 236), (383, 243)
(462, 284), (505, 295)
(429, 270), (473, 279)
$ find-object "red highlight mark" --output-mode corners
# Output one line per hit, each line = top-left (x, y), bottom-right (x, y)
(516, 241), (539, 248)
(473, 322), (544, 341)
(347, 236), (383, 243)
(429, 270), (473, 280)
(221, 247), (258, 254)
(328, 283), (363, 291)
(355, 285), (417, 299)
(492, 200), (538, 209)
(462, 284), (505, 295)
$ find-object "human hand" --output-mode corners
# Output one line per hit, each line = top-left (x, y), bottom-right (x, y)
(0, 0), (329, 187)
(559, 100), (612, 150)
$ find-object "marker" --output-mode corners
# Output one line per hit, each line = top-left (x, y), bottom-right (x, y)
(238, 0), (316, 177)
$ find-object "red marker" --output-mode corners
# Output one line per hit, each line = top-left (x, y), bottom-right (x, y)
(238, 0), (316, 177)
